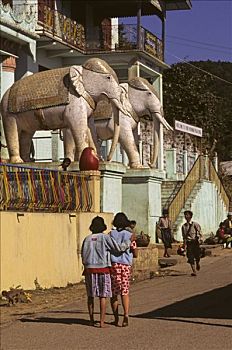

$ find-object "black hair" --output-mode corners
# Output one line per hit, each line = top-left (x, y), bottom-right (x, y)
(162, 208), (169, 215)
(184, 210), (193, 217)
(113, 212), (130, 230)
(130, 220), (136, 226)
(89, 216), (107, 234)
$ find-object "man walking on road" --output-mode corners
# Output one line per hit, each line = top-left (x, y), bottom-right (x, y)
(182, 210), (203, 276)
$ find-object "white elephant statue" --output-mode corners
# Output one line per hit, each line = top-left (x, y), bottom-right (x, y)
(64, 77), (173, 168)
(0, 58), (128, 163)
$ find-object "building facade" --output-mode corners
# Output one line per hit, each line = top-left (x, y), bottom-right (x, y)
(0, 0), (192, 166)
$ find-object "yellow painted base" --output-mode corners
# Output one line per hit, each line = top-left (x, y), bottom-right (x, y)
(0, 211), (113, 291)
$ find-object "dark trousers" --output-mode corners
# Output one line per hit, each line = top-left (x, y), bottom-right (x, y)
(186, 240), (200, 265)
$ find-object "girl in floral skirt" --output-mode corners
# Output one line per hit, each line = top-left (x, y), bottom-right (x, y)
(81, 216), (131, 328)
(110, 212), (138, 327)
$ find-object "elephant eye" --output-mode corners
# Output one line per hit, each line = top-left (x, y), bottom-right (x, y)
(106, 75), (111, 80)
(148, 91), (152, 96)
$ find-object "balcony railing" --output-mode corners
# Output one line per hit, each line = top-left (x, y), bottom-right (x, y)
(0, 163), (93, 213)
(86, 24), (164, 61)
(168, 156), (229, 225)
(37, 4), (164, 61)
(37, 3), (85, 51)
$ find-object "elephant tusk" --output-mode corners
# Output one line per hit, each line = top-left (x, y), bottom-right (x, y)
(107, 122), (120, 161)
(107, 105), (120, 161)
(153, 112), (173, 131)
(87, 128), (97, 153)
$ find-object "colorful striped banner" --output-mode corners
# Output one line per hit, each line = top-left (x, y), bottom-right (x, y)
(0, 163), (93, 212)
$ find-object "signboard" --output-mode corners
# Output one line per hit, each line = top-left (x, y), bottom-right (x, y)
(175, 120), (203, 137)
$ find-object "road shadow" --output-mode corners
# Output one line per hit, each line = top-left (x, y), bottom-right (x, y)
(20, 316), (117, 327)
(132, 284), (232, 327)
(20, 316), (95, 327)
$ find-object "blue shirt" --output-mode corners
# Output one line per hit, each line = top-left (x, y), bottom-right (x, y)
(110, 229), (134, 266)
(81, 232), (130, 269)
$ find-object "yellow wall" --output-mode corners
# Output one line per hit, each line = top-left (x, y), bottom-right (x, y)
(0, 211), (113, 291)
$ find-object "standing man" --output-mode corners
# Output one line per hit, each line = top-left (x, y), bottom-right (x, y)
(223, 212), (232, 236)
(158, 208), (173, 257)
(182, 210), (202, 276)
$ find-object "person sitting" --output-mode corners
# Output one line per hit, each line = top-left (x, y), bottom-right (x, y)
(216, 221), (232, 248)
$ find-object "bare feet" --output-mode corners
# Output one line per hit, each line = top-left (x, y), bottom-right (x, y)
(191, 272), (197, 276)
(89, 320), (95, 327)
(100, 322), (108, 328)
(111, 316), (120, 327)
(122, 316), (129, 327)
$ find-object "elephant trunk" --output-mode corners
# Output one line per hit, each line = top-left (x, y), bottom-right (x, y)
(111, 96), (132, 118)
(107, 104), (120, 161)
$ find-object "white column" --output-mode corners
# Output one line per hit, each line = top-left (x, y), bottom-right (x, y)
(213, 152), (218, 172)
(51, 130), (64, 162)
(183, 149), (188, 176)
(154, 74), (164, 171)
(166, 147), (177, 179)
(111, 18), (118, 50)
(1, 55), (16, 161)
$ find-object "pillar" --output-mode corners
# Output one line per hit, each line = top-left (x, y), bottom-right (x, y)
(51, 130), (64, 162)
(99, 162), (127, 213)
(212, 152), (218, 172)
(1, 55), (16, 161)
(183, 149), (188, 176)
(122, 168), (165, 243)
(166, 147), (177, 179)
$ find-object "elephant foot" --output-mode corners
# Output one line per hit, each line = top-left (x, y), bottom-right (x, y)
(130, 162), (144, 169)
(147, 162), (158, 169)
(10, 156), (24, 164)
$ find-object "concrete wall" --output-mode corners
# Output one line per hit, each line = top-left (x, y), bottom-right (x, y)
(122, 169), (165, 243)
(192, 181), (227, 235)
(133, 246), (159, 281)
(0, 211), (113, 291)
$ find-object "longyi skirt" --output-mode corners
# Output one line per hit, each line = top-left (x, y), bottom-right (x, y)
(161, 228), (172, 249)
(85, 273), (112, 298)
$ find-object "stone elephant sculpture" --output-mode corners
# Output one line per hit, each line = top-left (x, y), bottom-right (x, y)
(64, 77), (172, 168)
(0, 58), (128, 163)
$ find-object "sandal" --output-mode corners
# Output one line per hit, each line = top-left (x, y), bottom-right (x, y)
(122, 316), (129, 327)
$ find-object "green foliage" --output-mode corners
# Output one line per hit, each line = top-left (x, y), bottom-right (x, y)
(163, 61), (232, 161)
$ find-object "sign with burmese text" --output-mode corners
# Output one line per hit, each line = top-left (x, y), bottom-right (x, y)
(175, 120), (203, 137)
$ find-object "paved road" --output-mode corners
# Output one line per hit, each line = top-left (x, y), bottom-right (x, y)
(1, 252), (232, 350)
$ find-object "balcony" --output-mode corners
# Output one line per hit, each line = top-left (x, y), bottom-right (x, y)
(37, 4), (163, 62)
(86, 24), (164, 62)
(37, 3), (85, 51)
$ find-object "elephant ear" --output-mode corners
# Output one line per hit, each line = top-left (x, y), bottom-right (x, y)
(69, 65), (85, 96)
(120, 83), (138, 121)
(69, 65), (95, 110)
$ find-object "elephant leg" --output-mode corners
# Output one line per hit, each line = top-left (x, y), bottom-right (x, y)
(88, 117), (100, 157)
(2, 114), (23, 163)
(119, 128), (142, 168)
(63, 128), (75, 161)
(19, 131), (35, 162)
(64, 108), (89, 161)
